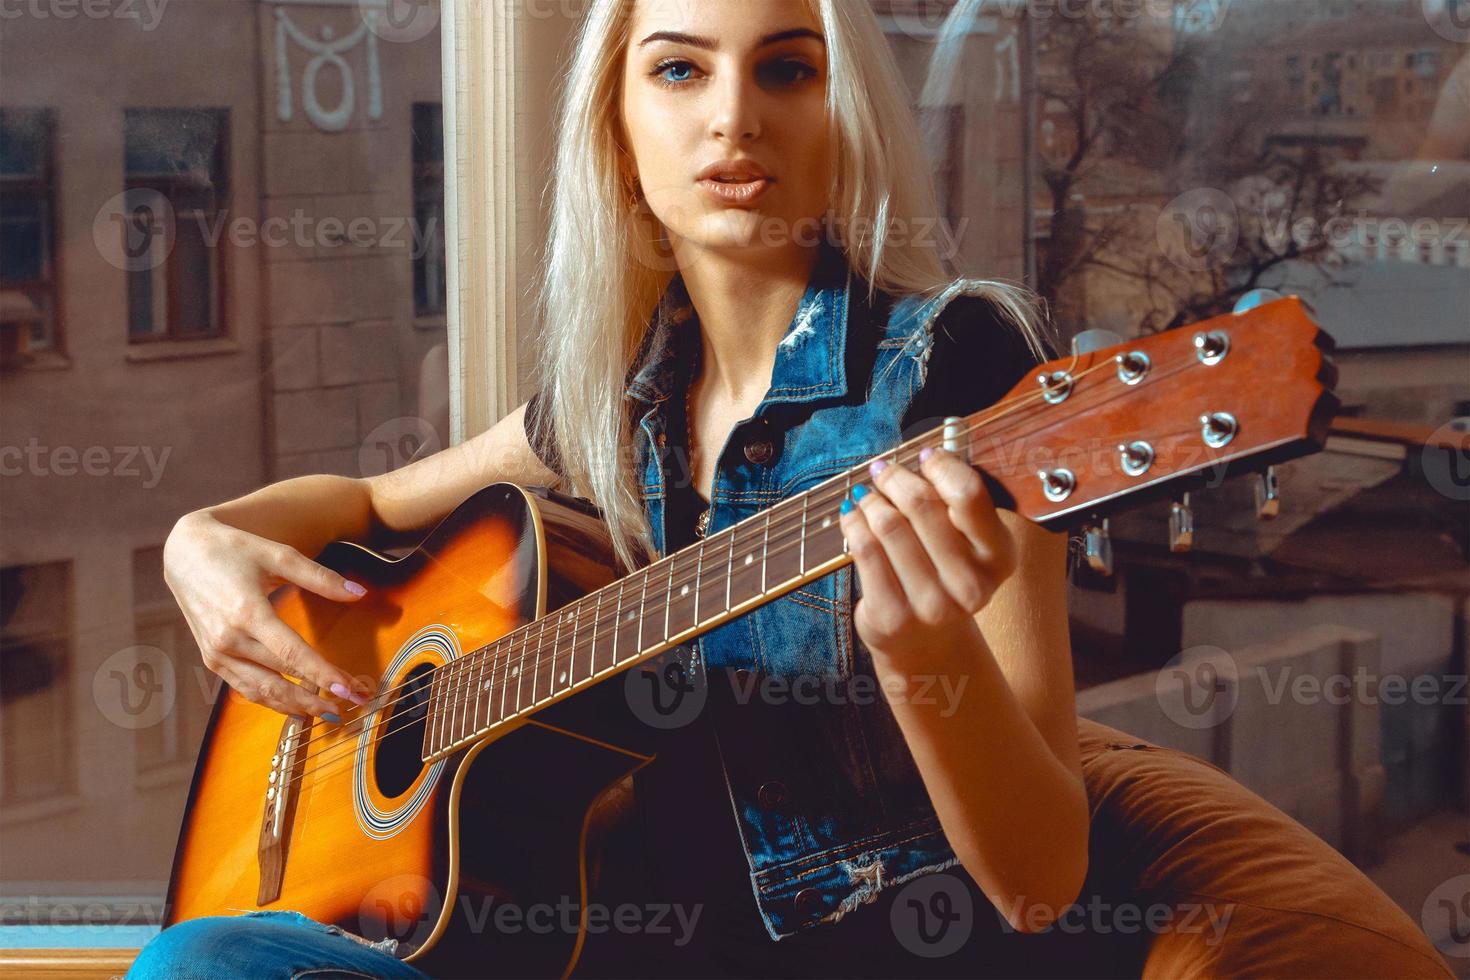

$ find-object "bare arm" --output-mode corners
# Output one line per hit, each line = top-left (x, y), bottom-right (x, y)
(166, 401), (562, 719)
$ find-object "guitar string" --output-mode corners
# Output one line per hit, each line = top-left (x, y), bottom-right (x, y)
(282, 349), (1090, 736)
(295, 403), (1214, 792)
(287, 351), (1216, 786)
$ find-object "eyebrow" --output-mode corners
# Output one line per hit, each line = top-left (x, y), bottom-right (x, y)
(637, 27), (825, 51)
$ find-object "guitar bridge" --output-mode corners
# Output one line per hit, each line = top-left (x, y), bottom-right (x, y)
(256, 712), (310, 905)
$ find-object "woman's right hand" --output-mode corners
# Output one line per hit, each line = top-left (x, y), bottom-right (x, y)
(163, 511), (374, 720)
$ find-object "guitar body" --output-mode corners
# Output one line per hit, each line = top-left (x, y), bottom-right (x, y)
(164, 483), (649, 978)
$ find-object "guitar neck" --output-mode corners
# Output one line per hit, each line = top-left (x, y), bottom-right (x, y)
(421, 451), (868, 762)
(421, 297), (1337, 762)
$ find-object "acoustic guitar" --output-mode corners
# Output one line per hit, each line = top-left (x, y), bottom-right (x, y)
(163, 297), (1338, 977)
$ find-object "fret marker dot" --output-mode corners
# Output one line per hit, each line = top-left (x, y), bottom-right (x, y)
(558, 671), (567, 685)
(680, 584), (689, 597)
(482, 680), (491, 691)
(511, 666), (519, 677)
(822, 517), (832, 528)
(745, 554), (754, 565)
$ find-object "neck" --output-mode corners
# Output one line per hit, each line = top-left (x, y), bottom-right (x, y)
(672, 241), (822, 404)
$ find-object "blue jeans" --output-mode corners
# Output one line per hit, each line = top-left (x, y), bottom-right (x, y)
(127, 910), (430, 980)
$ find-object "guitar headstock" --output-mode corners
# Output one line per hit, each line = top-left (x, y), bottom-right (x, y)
(967, 297), (1339, 530)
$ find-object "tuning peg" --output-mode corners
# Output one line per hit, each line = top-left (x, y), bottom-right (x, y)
(1253, 466), (1280, 520)
(1071, 328), (1125, 356)
(1169, 493), (1194, 553)
(1232, 289), (1284, 314)
(1082, 519), (1113, 576)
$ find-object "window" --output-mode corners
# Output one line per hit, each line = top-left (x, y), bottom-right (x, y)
(131, 547), (211, 777)
(412, 102), (447, 318)
(0, 108), (59, 361)
(123, 109), (229, 342)
(0, 562), (73, 804)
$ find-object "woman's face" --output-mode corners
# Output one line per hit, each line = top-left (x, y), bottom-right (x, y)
(620, 0), (831, 259)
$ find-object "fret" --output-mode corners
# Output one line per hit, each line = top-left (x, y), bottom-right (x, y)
(563, 600), (579, 692)
(765, 498), (804, 590)
(728, 518), (763, 609)
(636, 566), (649, 657)
(589, 586), (605, 676)
(800, 494), (808, 574)
(805, 472), (849, 569)
(693, 540), (704, 626)
(605, 578), (623, 669)
(494, 637), (510, 725)
(443, 657), (459, 748)
(535, 613), (557, 705)
(530, 614), (550, 707)
(666, 548), (697, 639)
(425, 662), (441, 755)
(512, 624), (527, 715)
(662, 554), (675, 644)
(724, 526), (734, 614)
(453, 653), (469, 745)
(471, 645), (485, 735)
(616, 572), (642, 666)
(760, 510), (772, 595)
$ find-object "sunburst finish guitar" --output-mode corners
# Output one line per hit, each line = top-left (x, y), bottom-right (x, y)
(163, 298), (1339, 977)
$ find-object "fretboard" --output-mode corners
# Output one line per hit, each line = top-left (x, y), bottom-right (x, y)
(421, 462), (862, 762)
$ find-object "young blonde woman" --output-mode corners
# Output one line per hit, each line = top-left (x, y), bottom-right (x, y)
(128, 0), (1087, 976)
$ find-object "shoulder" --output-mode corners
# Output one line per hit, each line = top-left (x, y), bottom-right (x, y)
(895, 284), (1056, 430)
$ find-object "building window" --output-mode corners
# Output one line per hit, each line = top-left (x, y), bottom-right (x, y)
(412, 102), (446, 318)
(123, 108), (229, 342)
(0, 108), (59, 362)
(131, 546), (208, 775)
(0, 562), (73, 804)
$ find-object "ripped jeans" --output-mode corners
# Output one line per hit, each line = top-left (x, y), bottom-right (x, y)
(125, 909), (429, 980)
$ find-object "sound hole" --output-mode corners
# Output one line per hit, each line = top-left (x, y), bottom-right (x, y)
(374, 662), (435, 799)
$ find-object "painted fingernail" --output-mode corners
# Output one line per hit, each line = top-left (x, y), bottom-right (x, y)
(840, 496), (854, 515)
(851, 484), (869, 502)
(344, 580), (367, 597)
(321, 712), (341, 724)
(869, 459), (888, 476)
(920, 447), (934, 463)
(330, 682), (369, 706)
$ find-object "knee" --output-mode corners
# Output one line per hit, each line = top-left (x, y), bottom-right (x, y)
(128, 916), (260, 978)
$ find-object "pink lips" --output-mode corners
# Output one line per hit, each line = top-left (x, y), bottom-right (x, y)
(696, 159), (774, 207)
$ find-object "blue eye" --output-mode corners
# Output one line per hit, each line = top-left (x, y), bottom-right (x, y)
(652, 59), (697, 87)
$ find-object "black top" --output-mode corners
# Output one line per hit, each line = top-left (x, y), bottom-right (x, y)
(522, 295), (1049, 973)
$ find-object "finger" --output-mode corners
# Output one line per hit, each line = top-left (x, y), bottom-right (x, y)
(249, 610), (372, 706)
(868, 456), (990, 600)
(838, 495), (908, 640)
(265, 544), (368, 604)
(851, 483), (954, 624)
(918, 447), (1014, 578)
(216, 645), (342, 719)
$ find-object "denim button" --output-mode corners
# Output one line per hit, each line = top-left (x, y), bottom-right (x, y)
(793, 887), (824, 919)
(758, 780), (788, 809)
(744, 438), (774, 465)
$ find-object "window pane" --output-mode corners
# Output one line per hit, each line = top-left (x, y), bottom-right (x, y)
(1, 0), (448, 922)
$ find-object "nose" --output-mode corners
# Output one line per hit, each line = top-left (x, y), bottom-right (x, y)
(708, 69), (761, 143)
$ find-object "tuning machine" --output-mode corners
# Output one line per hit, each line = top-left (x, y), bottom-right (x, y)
(1169, 492), (1194, 553)
(1253, 466), (1280, 520)
(1081, 519), (1113, 576)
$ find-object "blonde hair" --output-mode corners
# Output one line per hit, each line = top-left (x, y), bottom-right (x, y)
(531, 0), (1050, 575)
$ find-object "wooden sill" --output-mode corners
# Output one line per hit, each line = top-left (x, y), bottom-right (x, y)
(124, 338), (240, 364)
(0, 949), (139, 979)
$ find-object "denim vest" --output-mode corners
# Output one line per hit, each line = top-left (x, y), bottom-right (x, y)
(623, 244), (1002, 940)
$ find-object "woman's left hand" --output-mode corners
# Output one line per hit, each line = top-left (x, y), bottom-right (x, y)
(838, 447), (1016, 665)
